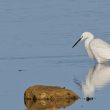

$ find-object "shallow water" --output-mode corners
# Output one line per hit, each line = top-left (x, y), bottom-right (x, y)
(0, 0), (110, 110)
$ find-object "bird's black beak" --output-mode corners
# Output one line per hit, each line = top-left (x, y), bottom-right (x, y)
(72, 37), (82, 48)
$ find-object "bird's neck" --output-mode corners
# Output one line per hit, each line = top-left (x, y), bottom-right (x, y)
(85, 36), (94, 45)
(84, 36), (94, 59)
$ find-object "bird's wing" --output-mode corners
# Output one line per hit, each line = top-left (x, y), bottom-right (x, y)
(90, 39), (110, 59)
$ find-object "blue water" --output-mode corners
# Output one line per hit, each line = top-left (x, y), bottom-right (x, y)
(0, 0), (110, 109)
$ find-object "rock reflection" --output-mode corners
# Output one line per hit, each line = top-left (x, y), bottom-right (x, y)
(74, 64), (110, 101)
(24, 85), (79, 110)
(24, 98), (75, 110)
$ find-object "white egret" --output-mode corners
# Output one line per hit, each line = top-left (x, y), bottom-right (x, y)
(72, 32), (110, 63)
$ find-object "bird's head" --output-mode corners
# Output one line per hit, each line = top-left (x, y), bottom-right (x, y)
(81, 32), (94, 41)
(72, 32), (94, 48)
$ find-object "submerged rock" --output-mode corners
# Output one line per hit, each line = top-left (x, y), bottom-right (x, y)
(24, 85), (80, 110)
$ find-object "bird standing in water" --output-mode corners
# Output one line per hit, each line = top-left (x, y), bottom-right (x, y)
(72, 32), (110, 63)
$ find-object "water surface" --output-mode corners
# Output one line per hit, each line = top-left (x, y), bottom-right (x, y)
(0, 0), (110, 110)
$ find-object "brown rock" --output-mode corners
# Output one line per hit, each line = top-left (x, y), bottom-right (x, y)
(24, 85), (80, 110)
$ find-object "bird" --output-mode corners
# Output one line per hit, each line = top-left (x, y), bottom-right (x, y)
(72, 32), (110, 63)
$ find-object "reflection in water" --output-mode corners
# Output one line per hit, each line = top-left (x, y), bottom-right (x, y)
(24, 85), (79, 110)
(24, 98), (76, 110)
(74, 64), (110, 101)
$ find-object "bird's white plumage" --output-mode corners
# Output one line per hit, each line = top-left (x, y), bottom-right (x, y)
(84, 39), (95, 59)
(73, 32), (110, 63)
(90, 39), (110, 62)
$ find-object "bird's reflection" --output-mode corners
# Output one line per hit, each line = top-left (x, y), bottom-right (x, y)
(74, 64), (110, 101)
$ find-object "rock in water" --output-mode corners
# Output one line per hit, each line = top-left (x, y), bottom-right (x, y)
(24, 85), (80, 110)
